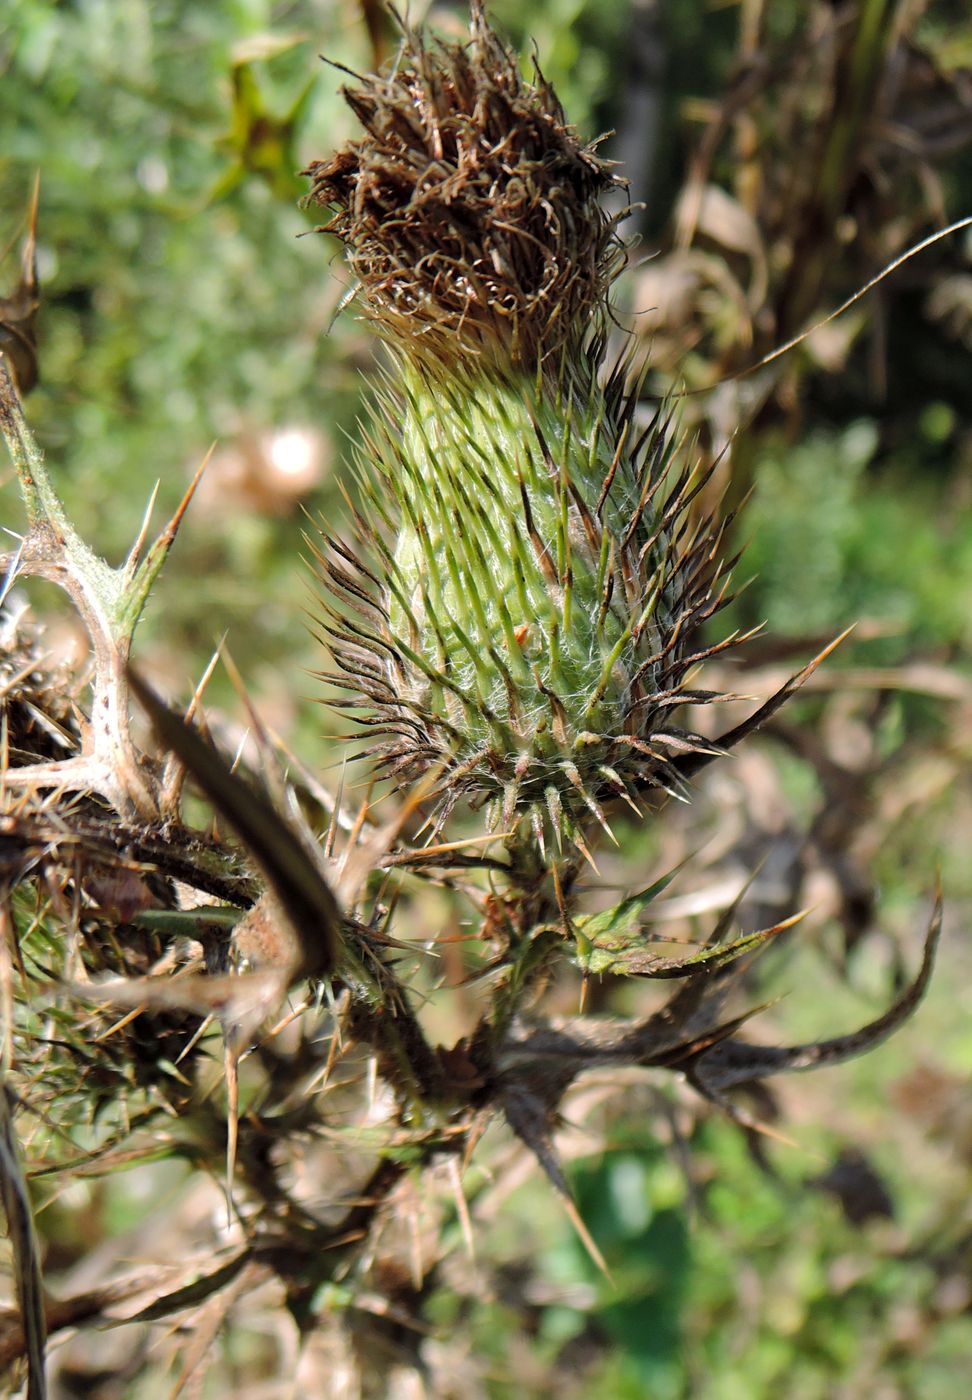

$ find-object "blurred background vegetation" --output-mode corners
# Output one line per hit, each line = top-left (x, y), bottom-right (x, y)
(3, 1), (972, 1395)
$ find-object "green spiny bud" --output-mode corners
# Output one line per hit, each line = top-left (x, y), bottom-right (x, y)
(306, 6), (733, 847)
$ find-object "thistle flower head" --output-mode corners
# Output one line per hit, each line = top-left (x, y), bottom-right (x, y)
(302, 3), (625, 373)
(307, 5), (733, 849)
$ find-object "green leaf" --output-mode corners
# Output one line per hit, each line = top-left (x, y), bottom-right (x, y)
(574, 871), (805, 977)
(572, 869), (680, 974)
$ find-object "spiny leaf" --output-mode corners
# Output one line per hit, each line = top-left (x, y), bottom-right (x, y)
(577, 908), (807, 979)
(127, 667), (342, 980)
(690, 888), (943, 1094)
(124, 1251), (251, 1324)
(673, 626), (856, 780)
(0, 1073), (47, 1398)
(501, 1082), (612, 1283)
(572, 866), (682, 973)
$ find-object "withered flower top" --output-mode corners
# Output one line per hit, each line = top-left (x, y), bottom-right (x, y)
(302, 3), (625, 372)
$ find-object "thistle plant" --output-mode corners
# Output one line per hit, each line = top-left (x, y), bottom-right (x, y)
(0, 6), (947, 1395)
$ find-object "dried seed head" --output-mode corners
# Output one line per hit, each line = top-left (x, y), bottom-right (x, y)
(1, 601), (82, 766)
(302, 3), (626, 373)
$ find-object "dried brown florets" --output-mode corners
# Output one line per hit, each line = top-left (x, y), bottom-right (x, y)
(0, 602), (82, 766)
(302, 3), (626, 372)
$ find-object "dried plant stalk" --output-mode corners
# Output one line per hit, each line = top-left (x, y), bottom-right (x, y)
(0, 4), (946, 1393)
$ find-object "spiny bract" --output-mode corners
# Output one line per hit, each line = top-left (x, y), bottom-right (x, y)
(305, 4), (737, 848)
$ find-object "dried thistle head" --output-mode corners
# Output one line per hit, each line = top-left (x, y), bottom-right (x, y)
(0, 599), (83, 767)
(302, 2), (625, 374)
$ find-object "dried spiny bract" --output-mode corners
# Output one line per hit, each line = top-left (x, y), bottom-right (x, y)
(307, 7), (734, 845)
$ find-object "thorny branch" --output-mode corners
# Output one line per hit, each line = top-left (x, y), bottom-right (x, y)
(0, 6), (956, 1390)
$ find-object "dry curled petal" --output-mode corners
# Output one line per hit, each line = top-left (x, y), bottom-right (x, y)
(302, 4), (626, 372)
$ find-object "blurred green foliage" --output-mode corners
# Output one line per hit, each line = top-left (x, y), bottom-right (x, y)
(735, 418), (972, 651)
(2, 0), (378, 712)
